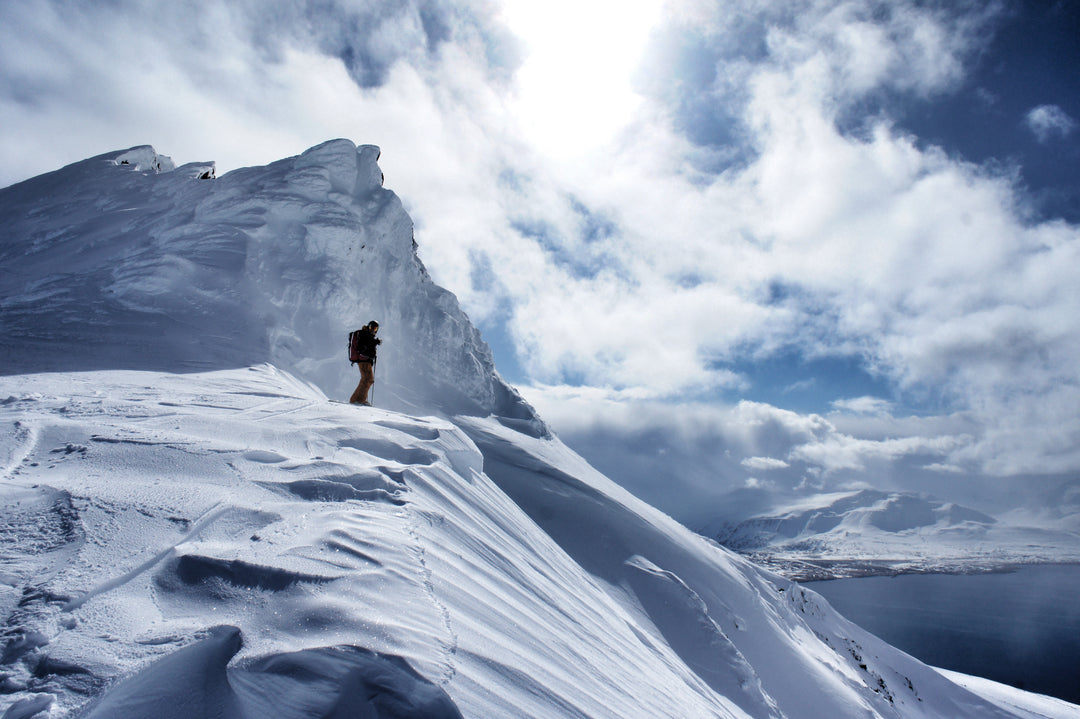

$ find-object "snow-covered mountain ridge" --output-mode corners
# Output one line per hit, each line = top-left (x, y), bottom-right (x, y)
(5, 367), (1074, 719)
(1, 142), (1077, 717)
(0, 140), (536, 425)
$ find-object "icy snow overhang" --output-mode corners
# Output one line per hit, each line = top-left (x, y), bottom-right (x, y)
(0, 138), (545, 429)
(114, 146), (175, 173)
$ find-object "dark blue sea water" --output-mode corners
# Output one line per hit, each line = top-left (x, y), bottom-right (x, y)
(805, 564), (1080, 705)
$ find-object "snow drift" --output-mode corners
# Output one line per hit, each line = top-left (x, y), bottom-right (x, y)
(1, 142), (1076, 718)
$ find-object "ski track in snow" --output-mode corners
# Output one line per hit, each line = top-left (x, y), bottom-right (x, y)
(405, 502), (459, 688)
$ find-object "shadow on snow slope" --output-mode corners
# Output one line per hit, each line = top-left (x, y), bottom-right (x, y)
(72, 626), (462, 719)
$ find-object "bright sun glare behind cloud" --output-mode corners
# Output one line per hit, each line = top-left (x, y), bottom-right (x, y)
(501, 0), (664, 157)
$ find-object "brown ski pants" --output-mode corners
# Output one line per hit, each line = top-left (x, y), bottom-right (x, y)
(349, 360), (375, 404)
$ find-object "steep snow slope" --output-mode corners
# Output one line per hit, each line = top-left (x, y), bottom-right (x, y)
(0, 140), (534, 423)
(1, 143), (1076, 718)
(704, 490), (1080, 580)
(1, 367), (1064, 719)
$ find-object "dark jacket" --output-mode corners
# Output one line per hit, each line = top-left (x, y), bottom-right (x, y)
(355, 327), (380, 361)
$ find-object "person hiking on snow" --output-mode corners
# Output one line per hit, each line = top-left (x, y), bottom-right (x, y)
(349, 320), (380, 405)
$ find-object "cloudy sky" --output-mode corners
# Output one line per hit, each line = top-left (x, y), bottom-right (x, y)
(3, 0), (1078, 523)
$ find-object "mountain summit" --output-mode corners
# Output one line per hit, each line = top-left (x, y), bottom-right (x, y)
(0, 139), (537, 426)
(0, 143), (1074, 718)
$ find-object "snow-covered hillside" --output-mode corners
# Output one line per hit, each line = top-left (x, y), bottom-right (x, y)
(703, 490), (1080, 581)
(2, 143), (1077, 718)
(4, 368), (1072, 719)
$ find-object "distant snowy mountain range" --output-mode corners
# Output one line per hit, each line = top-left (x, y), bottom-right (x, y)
(2, 142), (1078, 718)
(710, 489), (996, 551)
(702, 489), (1079, 580)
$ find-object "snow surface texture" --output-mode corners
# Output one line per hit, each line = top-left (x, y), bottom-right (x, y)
(1, 143), (1076, 718)
(704, 490), (1080, 580)
(2, 368), (1069, 719)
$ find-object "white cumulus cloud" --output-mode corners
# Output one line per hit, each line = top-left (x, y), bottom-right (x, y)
(742, 456), (791, 471)
(2, 0), (1080, 509)
(1025, 104), (1077, 143)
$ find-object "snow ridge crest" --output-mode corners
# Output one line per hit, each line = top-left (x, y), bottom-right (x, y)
(0, 139), (543, 429)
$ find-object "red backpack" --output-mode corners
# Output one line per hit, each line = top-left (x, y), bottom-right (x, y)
(348, 329), (364, 364)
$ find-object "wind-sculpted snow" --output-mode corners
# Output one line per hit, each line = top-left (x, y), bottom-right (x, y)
(0, 140), (539, 425)
(2, 145), (1076, 718)
(75, 626), (463, 719)
(1, 367), (1068, 718)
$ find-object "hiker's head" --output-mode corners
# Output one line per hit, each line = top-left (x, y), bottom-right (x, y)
(368, 320), (379, 333)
